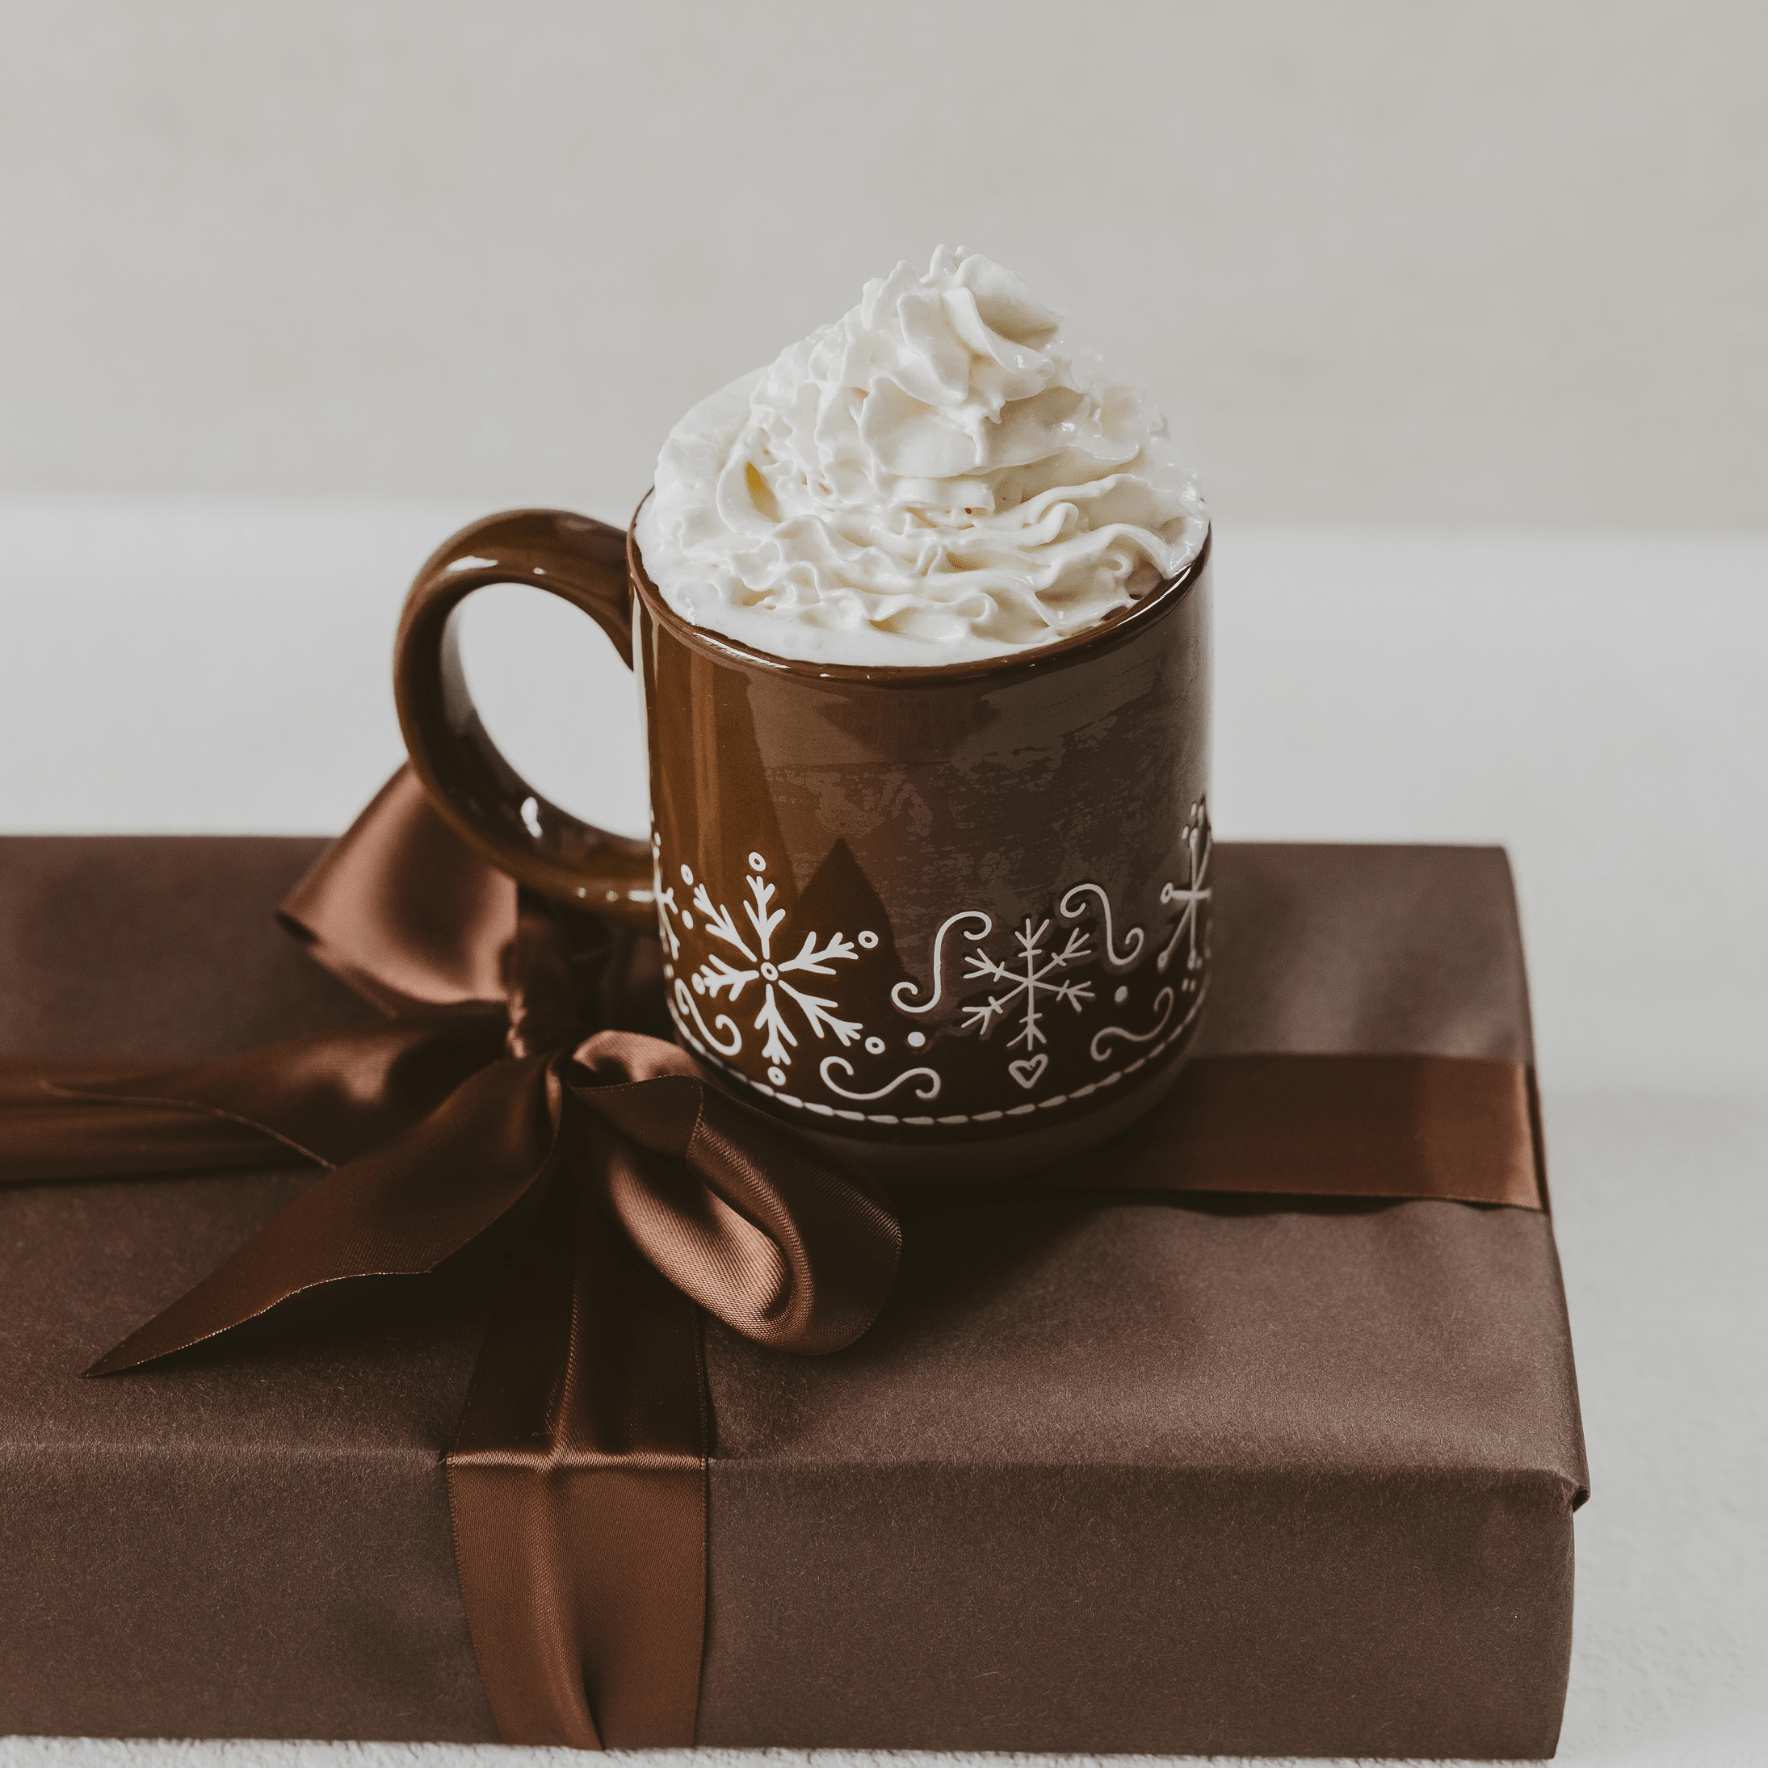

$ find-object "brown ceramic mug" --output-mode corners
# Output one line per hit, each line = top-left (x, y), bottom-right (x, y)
(394, 505), (1212, 1176)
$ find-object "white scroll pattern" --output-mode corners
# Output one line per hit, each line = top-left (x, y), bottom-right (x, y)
(1059, 881), (1145, 969)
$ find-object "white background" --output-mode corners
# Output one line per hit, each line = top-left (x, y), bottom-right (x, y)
(2, 2), (1765, 1765)
(2, 2), (1764, 530)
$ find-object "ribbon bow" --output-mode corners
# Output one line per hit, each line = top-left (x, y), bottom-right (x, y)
(4, 767), (900, 1748)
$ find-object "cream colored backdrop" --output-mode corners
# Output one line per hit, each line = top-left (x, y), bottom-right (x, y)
(2, 0), (1763, 526)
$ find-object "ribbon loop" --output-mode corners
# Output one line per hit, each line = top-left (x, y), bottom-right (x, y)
(561, 1031), (901, 1355)
(279, 766), (517, 1014)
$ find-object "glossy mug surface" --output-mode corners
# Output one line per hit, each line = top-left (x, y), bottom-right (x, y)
(394, 506), (1212, 1175)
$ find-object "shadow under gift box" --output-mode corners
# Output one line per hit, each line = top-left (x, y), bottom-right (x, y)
(0, 836), (1587, 1760)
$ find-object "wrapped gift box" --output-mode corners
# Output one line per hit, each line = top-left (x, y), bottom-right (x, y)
(0, 836), (1586, 1758)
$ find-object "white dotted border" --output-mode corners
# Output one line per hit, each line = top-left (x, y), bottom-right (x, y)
(667, 980), (1209, 1129)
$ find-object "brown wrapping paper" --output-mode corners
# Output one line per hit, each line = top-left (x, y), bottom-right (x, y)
(0, 836), (1586, 1758)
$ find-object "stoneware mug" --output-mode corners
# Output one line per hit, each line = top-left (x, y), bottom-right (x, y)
(394, 504), (1212, 1176)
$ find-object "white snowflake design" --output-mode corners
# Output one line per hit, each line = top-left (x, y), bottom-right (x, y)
(664, 849), (881, 1083)
(1156, 800), (1212, 982)
(960, 918), (1096, 1059)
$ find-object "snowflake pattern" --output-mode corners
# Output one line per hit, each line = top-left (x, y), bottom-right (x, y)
(960, 918), (1096, 1054)
(1156, 800), (1212, 984)
(656, 804), (1209, 1117)
(670, 850), (879, 1081)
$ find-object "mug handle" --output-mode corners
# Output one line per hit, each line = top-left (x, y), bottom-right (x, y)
(393, 507), (653, 927)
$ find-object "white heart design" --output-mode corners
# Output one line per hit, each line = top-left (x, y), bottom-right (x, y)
(1008, 1054), (1049, 1091)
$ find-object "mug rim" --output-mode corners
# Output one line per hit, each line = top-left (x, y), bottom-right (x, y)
(624, 491), (1211, 687)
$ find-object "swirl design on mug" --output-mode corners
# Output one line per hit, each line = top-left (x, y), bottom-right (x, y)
(1058, 881), (1145, 970)
(1089, 986), (1175, 1062)
(673, 977), (742, 1057)
(891, 910), (992, 1015)
(820, 1057), (942, 1103)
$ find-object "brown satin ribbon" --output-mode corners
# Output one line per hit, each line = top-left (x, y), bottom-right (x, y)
(1074, 1051), (1545, 1210)
(0, 764), (1543, 1749)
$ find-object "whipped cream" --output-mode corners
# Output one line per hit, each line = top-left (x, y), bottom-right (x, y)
(635, 246), (1207, 668)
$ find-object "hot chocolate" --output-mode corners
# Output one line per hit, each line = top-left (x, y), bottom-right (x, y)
(393, 250), (1212, 1172)
(635, 247), (1207, 668)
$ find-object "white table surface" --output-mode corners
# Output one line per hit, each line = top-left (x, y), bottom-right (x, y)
(2, 497), (1764, 1768)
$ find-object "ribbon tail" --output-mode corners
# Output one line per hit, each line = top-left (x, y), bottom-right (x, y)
(61, 1018), (508, 1166)
(86, 1054), (560, 1376)
(2, 1019), (507, 1188)
(448, 1187), (707, 1750)
(0, 1060), (306, 1184)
